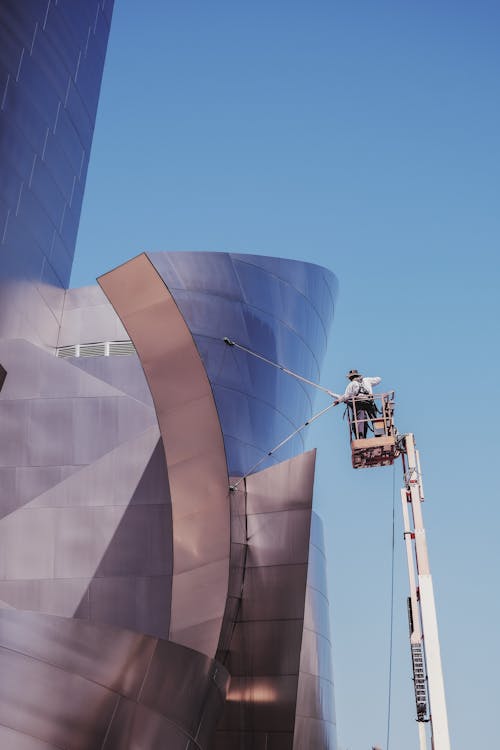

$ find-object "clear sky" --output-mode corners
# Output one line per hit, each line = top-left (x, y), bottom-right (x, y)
(73, 2), (500, 748)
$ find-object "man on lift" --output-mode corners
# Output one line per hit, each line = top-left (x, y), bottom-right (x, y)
(334, 369), (382, 438)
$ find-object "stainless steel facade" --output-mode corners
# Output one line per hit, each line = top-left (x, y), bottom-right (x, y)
(0, 609), (229, 749)
(149, 250), (337, 477)
(99, 254), (231, 659)
(0, 0), (113, 347)
(98, 252), (338, 749)
(0, 250), (338, 747)
(0, 4), (338, 748)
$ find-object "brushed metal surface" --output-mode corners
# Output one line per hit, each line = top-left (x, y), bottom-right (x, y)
(99, 254), (230, 658)
(0, 645), (118, 749)
(222, 675), (298, 732)
(245, 509), (312, 567)
(293, 511), (336, 749)
(101, 700), (192, 750)
(213, 452), (337, 749)
(215, 451), (316, 749)
(295, 672), (336, 723)
(58, 286), (128, 347)
(0, 724), (58, 749)
(293, 715), (337, 749)
(147, 251), (337, 477)
(2, 1), (339, 744)
(0, 610), (229, 750)
(0, 337), (172, 638)
(71, 354), (154, 406)
(0, 0), (114, 347)
(0, 608), (155, 697)
(226, 620), (303, 676)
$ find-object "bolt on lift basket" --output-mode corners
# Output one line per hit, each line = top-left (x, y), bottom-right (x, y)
(346, 391), (398, 469)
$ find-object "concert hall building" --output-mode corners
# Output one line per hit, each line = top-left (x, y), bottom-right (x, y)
(0, 2), (337, 747)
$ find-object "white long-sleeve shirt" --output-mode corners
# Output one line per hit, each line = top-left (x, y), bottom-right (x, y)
(338, 376), (381, 403)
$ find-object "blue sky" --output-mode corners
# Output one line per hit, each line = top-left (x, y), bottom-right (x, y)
(73, 2), (500, 748)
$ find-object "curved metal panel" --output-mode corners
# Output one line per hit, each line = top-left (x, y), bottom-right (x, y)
(0, 610), (229, 750)
(215, 450), (316, 749)
(98, 254), (231, 658)
(293, 511), (337, 749)
(0, 725), (59, 750)
(147, 252), (337, 477)
(0, 645), (118, 750)
(213, 452), (337, 749)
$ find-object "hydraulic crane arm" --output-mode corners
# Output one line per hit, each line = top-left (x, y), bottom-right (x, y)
(401, 434), (451, 750)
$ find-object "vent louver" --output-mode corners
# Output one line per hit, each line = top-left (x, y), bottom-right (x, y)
(56, 341), (136, 358)
(57, 345), (78, 358)
(109, 341), (136, 356)
(79, 343), (106, 357)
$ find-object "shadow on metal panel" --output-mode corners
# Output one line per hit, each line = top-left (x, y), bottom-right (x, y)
(213, 450), (336, 750)
(98, 254), (231, 659)
(0, 609), (229, 750)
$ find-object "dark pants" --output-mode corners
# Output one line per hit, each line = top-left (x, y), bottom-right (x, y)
(350, 398), (377, 439)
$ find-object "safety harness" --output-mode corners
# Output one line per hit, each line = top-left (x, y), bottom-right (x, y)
(343, 379), (380, 438)
(353, 380), (379, 420)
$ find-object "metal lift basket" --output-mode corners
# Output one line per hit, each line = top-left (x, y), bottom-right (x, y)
(347, 391), (398, 469)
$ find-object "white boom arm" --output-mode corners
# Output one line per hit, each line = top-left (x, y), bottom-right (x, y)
(401, 433), (450, 750)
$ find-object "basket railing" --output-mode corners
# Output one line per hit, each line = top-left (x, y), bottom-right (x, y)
(346, 390), (396, 441)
